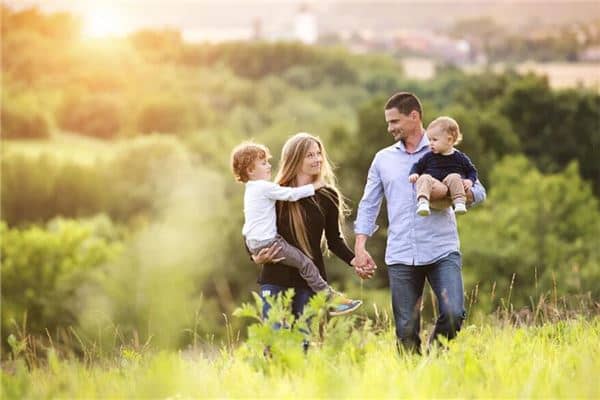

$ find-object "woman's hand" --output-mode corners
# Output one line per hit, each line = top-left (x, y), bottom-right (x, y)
(351, 256), (376, 279)
(408, 174), (419, 183)
(251, 244), (285, 265)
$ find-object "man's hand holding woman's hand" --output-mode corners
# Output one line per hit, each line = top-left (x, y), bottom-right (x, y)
(353, 235), (377, 279)
(352, 250), (377, 280)
(251, 244), (285, 265)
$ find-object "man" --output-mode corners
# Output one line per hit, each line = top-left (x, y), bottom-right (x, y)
(352, 92), (486, 353)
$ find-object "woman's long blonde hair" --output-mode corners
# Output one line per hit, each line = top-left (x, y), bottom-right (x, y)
(275, 133), (350, 259)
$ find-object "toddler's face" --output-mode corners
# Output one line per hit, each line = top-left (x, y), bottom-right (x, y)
(248, 157), (272, 180)
(426, 128), (454, 154)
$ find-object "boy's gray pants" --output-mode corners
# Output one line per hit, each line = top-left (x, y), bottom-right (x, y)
(246, 235), (330, 293)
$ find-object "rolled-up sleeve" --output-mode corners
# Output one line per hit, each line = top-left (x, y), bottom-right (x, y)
(354, 157), (384, 236)
(470, 179), (487, 207)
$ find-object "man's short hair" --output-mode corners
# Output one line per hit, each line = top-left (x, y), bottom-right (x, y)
(384, 92), (423, 119)
(230, 141), (271, 183)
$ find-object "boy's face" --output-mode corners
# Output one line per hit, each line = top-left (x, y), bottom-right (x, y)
(427, 127), (454, 154)
(247, 157), (272, 181)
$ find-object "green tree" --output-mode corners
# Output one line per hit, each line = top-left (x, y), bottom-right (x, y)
(136, 97), (196, 135)
(57, 94), (123, 139)
(1, 101), (50, 139)
(129, 29), (184, 63)
(501, 75), (600, 194)
(460, 156), (600, 308)
(1, 153), (108, 226)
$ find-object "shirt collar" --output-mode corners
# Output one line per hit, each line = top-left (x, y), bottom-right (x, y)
(395, 132), (429, 154)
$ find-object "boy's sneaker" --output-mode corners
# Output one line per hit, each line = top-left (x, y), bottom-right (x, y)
(454, 202), (467, 214)
(328, 291), (362, 316)
(329, 299), (362, 317)
(416, 200), (430, 216)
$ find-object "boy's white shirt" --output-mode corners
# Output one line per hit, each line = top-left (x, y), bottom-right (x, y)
(242, 179), (315, 241)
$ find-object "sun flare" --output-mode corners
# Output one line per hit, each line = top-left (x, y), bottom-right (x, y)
(82, 6), (127, 39)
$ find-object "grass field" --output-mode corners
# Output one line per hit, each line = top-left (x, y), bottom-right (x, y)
(2, 316), (598, 399)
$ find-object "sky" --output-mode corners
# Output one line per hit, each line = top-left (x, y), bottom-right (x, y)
(5, 0), (600, 41)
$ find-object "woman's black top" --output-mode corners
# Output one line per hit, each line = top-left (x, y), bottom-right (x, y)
(258, 187), (355, 290)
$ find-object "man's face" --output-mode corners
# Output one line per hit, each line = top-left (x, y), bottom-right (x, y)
(385, 108), (416, 141)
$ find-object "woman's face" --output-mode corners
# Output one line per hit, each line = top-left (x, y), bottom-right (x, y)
(299, 140), (322, 178)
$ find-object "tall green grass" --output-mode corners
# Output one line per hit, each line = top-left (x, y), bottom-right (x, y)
(2, 294), (599, 399)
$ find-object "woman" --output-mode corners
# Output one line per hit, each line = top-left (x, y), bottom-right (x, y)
(251, 132), (360, 319)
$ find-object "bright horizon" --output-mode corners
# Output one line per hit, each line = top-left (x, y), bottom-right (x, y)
(5, 0), (600, 42)
(80, 4), (130, 38)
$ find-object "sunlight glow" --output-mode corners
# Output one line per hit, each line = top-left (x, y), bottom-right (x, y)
(82, 6), (128, 39)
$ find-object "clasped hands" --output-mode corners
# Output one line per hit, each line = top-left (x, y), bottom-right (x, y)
(351, 250), (377, 280)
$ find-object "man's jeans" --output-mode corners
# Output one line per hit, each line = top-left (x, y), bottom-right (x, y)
(388, 251), (466, 353)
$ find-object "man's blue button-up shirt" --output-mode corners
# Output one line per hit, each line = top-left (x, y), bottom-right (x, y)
(354, 135), (486, 266)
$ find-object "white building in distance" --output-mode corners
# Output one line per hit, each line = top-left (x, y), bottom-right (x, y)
(294, 4), (318, 44)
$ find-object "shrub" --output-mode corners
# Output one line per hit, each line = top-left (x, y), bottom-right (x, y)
(1, 94), (51, 139)
(0, 216), (123, 344)
(107, 135), (192, 220)
(57, 94), (123, 139)
(1, 105), (50, 139)
(136, 98), (195, 134)
(1, 153), (108, 226)
(1, 137), (196, 226)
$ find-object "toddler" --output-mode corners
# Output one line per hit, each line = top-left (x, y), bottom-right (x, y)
(409, 116), (478, 216)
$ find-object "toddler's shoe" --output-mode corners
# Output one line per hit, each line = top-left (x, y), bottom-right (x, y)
(416, 200), (430, 216)
(454, 202), (467, 215)
(328, 291), (362, 316)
